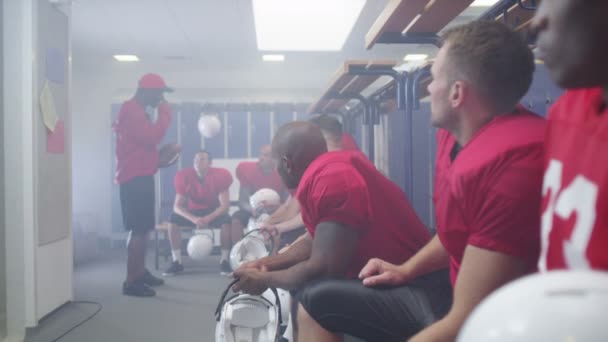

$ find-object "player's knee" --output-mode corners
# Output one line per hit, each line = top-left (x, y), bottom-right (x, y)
(298, 280), (345, 319)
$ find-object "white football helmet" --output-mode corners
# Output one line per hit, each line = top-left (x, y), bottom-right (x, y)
(229, 229), (273, 271)
(458, 270), (608, 342)
(215, 280), (284, 342)
(250, 188), (281, 214)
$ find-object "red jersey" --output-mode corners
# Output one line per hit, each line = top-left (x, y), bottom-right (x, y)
(174, 167), (232, 211)
(297, 151), (431, 278)
(341, 133), (359, 151)
(434, 109), (545, 286)
(235, 161), (285, 194)
(113, 99), (171, 183)
(539, 88), (608, 271)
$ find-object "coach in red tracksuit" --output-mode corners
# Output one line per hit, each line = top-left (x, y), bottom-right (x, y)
(113, 73), (173, 297)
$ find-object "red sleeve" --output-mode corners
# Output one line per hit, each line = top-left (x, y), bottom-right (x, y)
(235, 162), (251, 187)
(467, 147), (543, 262)
(126, 102), (172, 146)
(304, 167), (371, 232)
(216, 168), (233, 192)
(174, 171), (187, 196)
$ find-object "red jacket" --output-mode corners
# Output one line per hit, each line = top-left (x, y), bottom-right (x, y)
(113, 99), (171, 183)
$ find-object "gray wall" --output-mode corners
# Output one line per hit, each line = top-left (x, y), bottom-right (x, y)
(0, 0), (7, 337)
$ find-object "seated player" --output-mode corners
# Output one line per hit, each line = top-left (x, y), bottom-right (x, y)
(235, 144), (286, 217)
(260, 115), (360, 250)
(309, 114), (359, 151)
(232, 121), (432, 308)
(530, 0), (608, 271)
(163, 150), (233, 275)
(297, 20), (545, 342)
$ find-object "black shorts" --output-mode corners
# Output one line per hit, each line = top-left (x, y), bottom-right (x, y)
(169, 208), (231, 228)
(297, 269), (452, 342)
(120, 175), (155, 233)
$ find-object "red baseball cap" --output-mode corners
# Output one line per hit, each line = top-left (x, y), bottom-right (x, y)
(138, 73), (173, 92)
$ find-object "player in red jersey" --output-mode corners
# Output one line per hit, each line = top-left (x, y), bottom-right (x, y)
(163, 150), (233, 275)
(259, 115), (361, 251)
(530, 0), (608, 271)
(113, 73), (172, 297)
(235, 144), (285, 216)
(293, 21), (545, 342)
(231, 121), (431, 293)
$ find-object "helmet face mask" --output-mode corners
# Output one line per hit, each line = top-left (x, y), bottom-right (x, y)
(215, 282), (284, 342)
(229, 231), (271, 271)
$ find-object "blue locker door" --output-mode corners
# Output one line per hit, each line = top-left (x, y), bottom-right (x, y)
(158, 103), (180, 222)
(111, 104), (123, 232)
(227, 112), (248, 158)
(411, 103), (433, 228)
(180, 103), (202, 168)
(203, 113), (226, 159)
(274, 111), (294, 135)
(387, 110), (406, 193)
(251, 112), (271, 156)
(352, 114), (363, 149)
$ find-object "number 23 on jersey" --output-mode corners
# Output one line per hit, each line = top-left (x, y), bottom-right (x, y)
(539, 159), (608, 271)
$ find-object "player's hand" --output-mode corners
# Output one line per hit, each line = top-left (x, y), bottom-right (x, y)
(231, 268), (269, 295)
(194, 216), (211, 227)
(359, 258), (408, 287)
(237, 257), (271, 272)
(259, 223), (280, 240)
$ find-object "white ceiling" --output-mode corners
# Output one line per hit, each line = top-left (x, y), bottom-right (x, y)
(71, 0), (488, 100)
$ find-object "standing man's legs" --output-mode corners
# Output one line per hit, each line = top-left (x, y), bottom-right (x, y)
(120, 175), (163, 297)
(126, 230), (149, 283)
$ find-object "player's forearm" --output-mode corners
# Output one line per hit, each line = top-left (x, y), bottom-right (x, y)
(400, 235), (450, 281)
(207, 202), (230, 222)
(265, 203), (289, 224)
(276, 213), (304, 233)
(174, 204), (196, 223)
(264, 258), (321, 291)
(265, 235), (312, 271)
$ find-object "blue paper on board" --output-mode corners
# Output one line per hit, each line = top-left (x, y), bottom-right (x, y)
(45, 47), (65, 84)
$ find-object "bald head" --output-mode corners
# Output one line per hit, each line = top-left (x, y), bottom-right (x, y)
(272, 121), (328, 189)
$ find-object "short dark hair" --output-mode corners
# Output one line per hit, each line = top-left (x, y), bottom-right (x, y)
(195, 149), (212, 161)
(309, 115), (343, 139)
(440, 20), (534, 113)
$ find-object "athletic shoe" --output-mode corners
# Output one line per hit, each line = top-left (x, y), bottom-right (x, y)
(122, 280), (155, 297)
(142, 269), (165, 287)
(163, 261), (184, 276)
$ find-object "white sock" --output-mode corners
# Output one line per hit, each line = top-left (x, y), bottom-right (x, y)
(172, 249), (182, 263)
(220, 249), (229, 262)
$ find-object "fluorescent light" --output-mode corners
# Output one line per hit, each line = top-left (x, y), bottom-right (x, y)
(470, 0), (500, 6)
(113, 55), (139, 62)
(404, 54), (428, 61)
(253, 0), (366, 51)
(263, 54), (285, 62)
